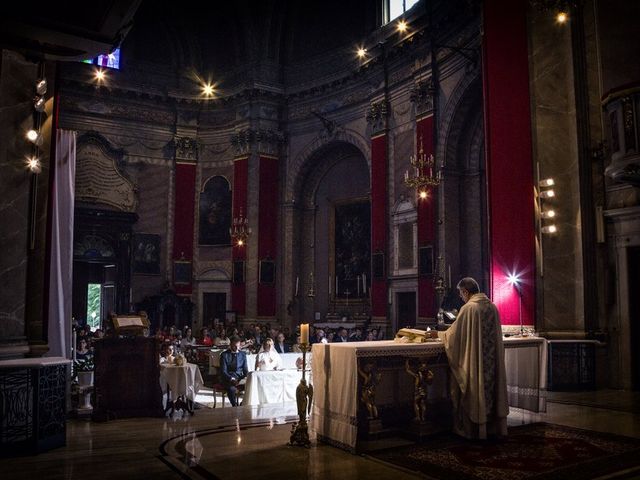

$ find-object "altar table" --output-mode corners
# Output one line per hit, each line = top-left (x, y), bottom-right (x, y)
(311, 337), (548, 452)
(311, 340), (447, 452)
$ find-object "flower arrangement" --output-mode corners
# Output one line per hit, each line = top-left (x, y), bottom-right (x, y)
(73, 356), (94, 375)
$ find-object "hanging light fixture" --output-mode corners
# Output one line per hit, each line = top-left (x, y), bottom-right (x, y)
(229, 208), (251, 246)
(404, 135), (442, 193)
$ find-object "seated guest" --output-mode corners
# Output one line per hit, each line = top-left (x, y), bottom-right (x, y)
(159, 343), (175, 364)
(366, 331), (375, 341)
(311, 329), (326, 344)
(181, 327), (197, 349)
(214, 330), (230, 347)
(292, 336), (303, 353)
(255, 338), (283, 371)
(200, 327), (213, 346)
(220, 336), (248, 407)
(349, 327), (364, 342)
(76, 338), (92, 360)
(334, 328), (349, 342)
(274, 332), (289, 353)
(326, 332), (335, 343)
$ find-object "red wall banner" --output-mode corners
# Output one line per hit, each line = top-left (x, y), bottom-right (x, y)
(173, 162), (196, 295)
(483, 0), (536, 326)
(231, 157), (248, 315)
(416, 115), (436, 320)
(370, 134), (387, 318)
(257, 156), (278, 317)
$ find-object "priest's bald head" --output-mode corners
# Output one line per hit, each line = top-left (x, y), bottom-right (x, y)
(457, 277), (480, 303)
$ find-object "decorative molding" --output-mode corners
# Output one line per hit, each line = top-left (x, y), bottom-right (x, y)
(76, 133), (137, 212)
(366, 100), (389, 135)
(410, 78), (435, 116)
(230, 128), (285, 157)
(173, 136), (198, 162)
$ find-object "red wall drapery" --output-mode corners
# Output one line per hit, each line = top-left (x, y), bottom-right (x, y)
(482, 0), (535, 326)
(257, 155), (278, 317)
(173, 162), (196, 295)
(231, 157), (248, 315)
(370, 134), (387, 318)
(416, 115), (436, 320)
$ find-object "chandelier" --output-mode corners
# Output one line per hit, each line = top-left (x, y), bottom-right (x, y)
(229, 208), (251, 246)
(404, 136), (442, 192)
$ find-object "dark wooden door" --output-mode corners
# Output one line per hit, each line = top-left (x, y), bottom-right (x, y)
(203, 293), (227, 326)
(397, 292), (416, 328)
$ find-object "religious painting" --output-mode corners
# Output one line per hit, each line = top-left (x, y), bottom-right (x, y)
(418, 245), (434, 276)
(233, 260), (245, 285)
(259, 259), (275, 284)
(334, 200), (371, 298)
(199, 176), (232, 246)
(132, 234), (161, 275)
(173, 260), (192, 285)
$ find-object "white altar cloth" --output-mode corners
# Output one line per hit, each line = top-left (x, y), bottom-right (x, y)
(311, 340), (444, 452)
(243, 369), (311, 406)
(159, 363), (203, 401)
(503, 336), (547, 412)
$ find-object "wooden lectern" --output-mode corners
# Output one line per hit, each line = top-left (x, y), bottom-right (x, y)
(92, 336), (164, 421)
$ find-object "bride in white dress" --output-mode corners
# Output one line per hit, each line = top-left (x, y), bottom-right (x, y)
(255, 338), (283, 371)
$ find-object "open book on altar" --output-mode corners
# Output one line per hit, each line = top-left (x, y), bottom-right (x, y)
(394, 328), (438, 343)
(112, 313), (149, 334)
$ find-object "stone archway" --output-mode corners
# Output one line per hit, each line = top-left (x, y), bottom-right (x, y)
(440, 76), (488, 293)
(284, 140), (370, 326)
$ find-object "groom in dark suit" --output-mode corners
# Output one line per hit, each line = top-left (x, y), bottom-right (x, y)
(220, 335), (248, 406)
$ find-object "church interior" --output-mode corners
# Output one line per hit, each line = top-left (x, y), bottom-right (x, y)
(1, 0), (640, 478)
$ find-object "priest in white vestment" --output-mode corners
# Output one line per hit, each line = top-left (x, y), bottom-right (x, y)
(438, 277), (509, 440)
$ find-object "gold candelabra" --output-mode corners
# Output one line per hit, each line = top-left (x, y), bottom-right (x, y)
(229, 207), (251, 246)
(289, 342), (313, 448)
(404, 136), (442, 191)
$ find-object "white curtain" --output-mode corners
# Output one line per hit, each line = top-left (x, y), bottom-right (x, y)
(46, 129), (77, 358)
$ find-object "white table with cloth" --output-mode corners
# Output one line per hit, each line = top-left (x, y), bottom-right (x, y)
(159, 363), (204, 413)
(209, 350), (307, 374)
(243, 369), (312, 406)
(503, 336), (547, 412)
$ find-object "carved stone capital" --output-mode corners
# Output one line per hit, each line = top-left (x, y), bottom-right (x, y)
(230, 128), (285, 157)
(174, 136), (198, 161)
(410, 79), (434, 116)
(366, 100), (389, 135)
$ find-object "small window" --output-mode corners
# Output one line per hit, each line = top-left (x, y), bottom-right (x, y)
(82, 47), (121, 70)
(382, 0), (420, 25)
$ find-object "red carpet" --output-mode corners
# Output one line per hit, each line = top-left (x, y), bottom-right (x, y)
(368, 423), (640, 479)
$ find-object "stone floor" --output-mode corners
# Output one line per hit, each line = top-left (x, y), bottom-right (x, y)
(2, 390), (640, 479)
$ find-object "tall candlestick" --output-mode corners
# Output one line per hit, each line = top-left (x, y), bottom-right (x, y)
(300, 323), (309, 344)
(296, 276), (299, 296)
(363, 273), (367, 291)
(336, 276), (339, 295)
(328, 275), (332, 295)
(448, 265), (452, 289)
(357, 275), (360, 296)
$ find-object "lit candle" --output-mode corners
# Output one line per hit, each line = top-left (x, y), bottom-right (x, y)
(295, 276), (299, 296)
(300, 323), (309, 344)
(404, 170), (409, 181)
